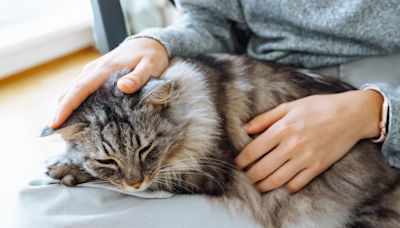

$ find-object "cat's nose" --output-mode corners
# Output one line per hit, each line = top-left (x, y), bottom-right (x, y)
(130, 181), (142, 189)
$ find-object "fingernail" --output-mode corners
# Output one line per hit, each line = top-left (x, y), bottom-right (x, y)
(49, 114), (58, 128)
(120, 78), (136, 90)
(49, 107), (60, 128)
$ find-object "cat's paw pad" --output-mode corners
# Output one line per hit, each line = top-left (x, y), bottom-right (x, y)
(46, 160), (93, 186)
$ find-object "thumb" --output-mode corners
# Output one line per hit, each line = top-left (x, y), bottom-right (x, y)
(117, 59), (153, 94)
(244, 103), (290, 134)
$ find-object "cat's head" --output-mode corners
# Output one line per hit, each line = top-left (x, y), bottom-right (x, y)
(41, 69), (190, 190)
(41, 67), (227, 194)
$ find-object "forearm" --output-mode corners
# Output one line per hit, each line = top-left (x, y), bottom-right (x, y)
(127, 2), (239, 57)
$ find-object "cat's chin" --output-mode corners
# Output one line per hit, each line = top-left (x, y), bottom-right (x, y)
(121, 182), (151, 192)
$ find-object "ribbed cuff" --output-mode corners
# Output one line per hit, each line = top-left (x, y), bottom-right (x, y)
(361, 83), (400, 168)
(361, 86), (389, 143)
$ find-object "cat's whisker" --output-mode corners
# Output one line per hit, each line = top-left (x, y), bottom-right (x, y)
(155, 176), (198, 194)
(158, 164), (226, 184)
(159, 161), (240, 182)
(158, 167), (228, 192)
(160, 156), (236, 170)
(157, 156), (201, 170)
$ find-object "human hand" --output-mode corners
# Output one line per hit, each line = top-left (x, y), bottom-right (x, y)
(49, 37), (169, 129)
(235, 90), (383, 193)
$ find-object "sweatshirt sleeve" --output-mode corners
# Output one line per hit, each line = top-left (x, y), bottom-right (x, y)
(362, 83), (400, 168)
(125, 0), (244, 57)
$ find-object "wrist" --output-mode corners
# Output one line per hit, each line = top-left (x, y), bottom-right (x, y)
(124, 37), (169, 59)
(355, 90), (384, 139)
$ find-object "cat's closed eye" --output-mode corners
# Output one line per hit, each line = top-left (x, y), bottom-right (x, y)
(96, 159), (118, 166)
(139, 142), (154, 161)
(139, 143), (152, 154)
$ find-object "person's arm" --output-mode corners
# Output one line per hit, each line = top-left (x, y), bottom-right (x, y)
(50, 0), (242, 129)
(127, 0), (242, 57)
(362, 83), (400, 168)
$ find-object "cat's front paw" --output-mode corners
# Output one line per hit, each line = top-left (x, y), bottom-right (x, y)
(46, 156), (94, 186)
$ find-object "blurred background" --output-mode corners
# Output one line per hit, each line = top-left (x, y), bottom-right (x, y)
(0, 0), (178, 226)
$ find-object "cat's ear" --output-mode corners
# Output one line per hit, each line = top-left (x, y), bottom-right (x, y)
(40, 123), (87, 140)
(143, 80), (175, 107)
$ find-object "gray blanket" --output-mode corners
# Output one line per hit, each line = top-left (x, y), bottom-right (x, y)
(17, 175), (260, 228)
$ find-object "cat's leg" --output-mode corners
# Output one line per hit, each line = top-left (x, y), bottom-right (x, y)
(46, 148), (94, 186)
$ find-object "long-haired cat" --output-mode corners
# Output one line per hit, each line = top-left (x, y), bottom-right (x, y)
(41, 55), (400, 227)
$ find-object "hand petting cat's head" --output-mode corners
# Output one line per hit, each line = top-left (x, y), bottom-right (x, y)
(42, 64), (229, 195)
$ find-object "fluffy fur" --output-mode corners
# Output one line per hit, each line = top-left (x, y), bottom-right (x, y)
(42, 54), (400, 227)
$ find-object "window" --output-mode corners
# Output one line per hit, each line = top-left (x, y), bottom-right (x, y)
(0, 0), (93, 78)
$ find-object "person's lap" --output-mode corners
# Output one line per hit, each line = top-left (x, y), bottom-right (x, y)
(315, 53), (400, 87)
(17, 176), (261, 228)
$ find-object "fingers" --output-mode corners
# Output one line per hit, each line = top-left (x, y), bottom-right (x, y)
(50, 71), (110, 129)
(49, 38), (170, 130)
(51, 57), (156, 128)
(235, 122), (284, 170)
(285, 167), (316, 193)
(255, 158), (304, 192)
(285, 158), (330, 193)
(244, 144), (290, 183)
(244, 103), (290, 134)
(56, 75), (87, 103)
(117, 58), (154, 94)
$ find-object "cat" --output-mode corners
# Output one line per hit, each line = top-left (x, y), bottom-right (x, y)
(41, 54), (400, 227)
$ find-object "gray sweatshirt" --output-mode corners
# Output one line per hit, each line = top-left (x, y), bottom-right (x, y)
(132, 0), (400, 167)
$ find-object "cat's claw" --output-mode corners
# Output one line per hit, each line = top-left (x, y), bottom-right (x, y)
(46, 158), (94, 186)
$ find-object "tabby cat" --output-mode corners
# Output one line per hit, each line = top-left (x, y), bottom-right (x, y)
(41, 55), (400, 227)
